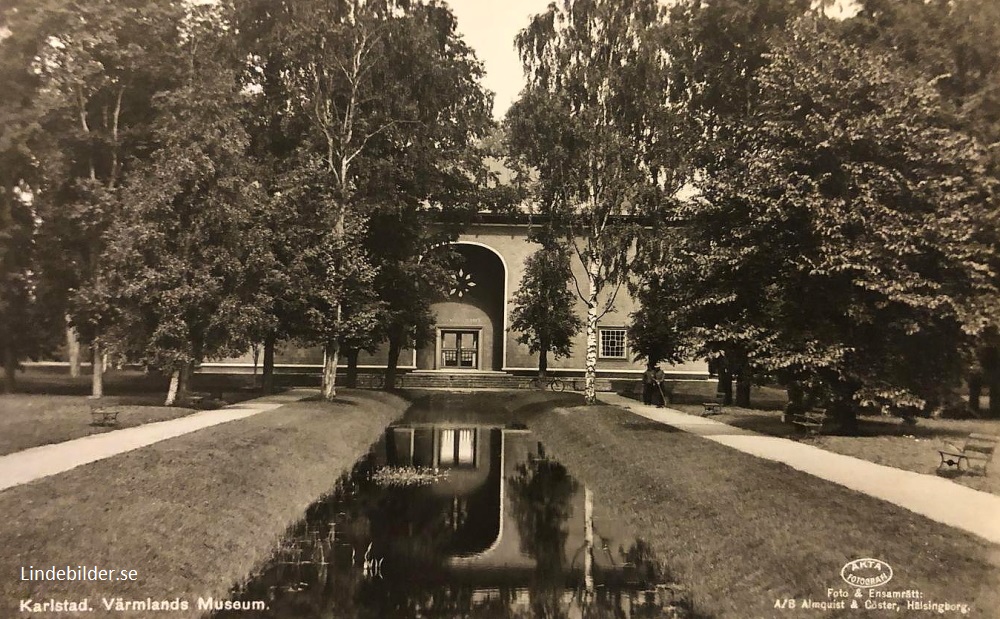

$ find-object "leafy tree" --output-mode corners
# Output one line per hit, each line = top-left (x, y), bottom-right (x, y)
(362, 208), (458, 391)
(638, 0), (814, 405)
(510, 244), (582, 379)
(106, 2), (270, 405)
(506, 0), (675, 404)
(0, 188), (55, 393)
(23, 0), (185, 396)
(234, 0), (492, 399)
(627, 274), (685, 369)
(651, 18), (998, 430)
(0, 6), (49, 392)
(842, 0), (1000, 416)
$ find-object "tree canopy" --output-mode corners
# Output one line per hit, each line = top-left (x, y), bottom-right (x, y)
(646, 15), (998, 424)
(506, 0), (678, 403)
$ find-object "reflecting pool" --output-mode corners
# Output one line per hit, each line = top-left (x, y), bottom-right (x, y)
(213, 420), (692, 618)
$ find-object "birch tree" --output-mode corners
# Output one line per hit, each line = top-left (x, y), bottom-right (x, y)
(237, 0), (491, 399)
(506, 0), (675, 403)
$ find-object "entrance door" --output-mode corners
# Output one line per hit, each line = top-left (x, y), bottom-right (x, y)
(440, 330), (479, 369)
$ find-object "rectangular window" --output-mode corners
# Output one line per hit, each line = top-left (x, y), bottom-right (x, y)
(439, 428), (476, 467)
(599, 328), (627, 359)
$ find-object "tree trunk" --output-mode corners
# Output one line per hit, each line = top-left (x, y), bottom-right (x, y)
(830, 399), (858, 435)
(969, 372), (982, 415)
(178, 361), (193, 404)
(583, 263), (600, 405)
(345, 348), (359, 388)
(91, 341), (104, 398)
(784, 381), (805, 422)
(251, 343), (260, 387)
(717, 363), (733, 405)
(538, 337), (549, 380)
(322, 340), (339, 400)
(165, 369), (180, 406)
(262, 335), (276, 395)
(735, 363), (752, 408)
(989, 376), (1000, 419)
(66, 317), (81, 378)
(2, 341), (16, 394)
(386, 331), (402, 391)
(829, 380), (859, 435)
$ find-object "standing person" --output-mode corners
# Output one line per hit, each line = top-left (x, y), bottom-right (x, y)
(642, 364), (656, 405)
(652, 365), (666, 407)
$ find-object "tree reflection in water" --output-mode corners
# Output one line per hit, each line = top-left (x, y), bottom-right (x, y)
(215, 430), (694, 618)
(508, 448), (579, 617)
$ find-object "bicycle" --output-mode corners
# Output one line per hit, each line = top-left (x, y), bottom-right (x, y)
(524, 375), (565, 392)
(367, 373), (403, 390)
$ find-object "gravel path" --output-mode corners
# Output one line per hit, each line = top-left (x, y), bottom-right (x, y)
(602, 393), (1000, 545)
(0, 389), (314, 492)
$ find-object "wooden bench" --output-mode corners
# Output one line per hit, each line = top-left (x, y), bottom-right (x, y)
(938, 433), (998, 476)
(789, 409), (827, 434)
(89, 403), (120, 426)
(702, 393), (724, 416)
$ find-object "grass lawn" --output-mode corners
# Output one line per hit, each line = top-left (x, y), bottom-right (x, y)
(10, 366), (173, 395)
(667, 401), (1000, 497)
(0, 389), (407, 618)
(0, 395), (202, 456)
(0, 368), (264, 456)
(522, 397), (1000, 618)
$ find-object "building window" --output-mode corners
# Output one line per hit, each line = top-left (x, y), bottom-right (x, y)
(599, 328), (627, 359)
(439, 428), (476, 467)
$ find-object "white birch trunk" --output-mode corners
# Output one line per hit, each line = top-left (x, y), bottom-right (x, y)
(91, 342), (104, 398)
(66, 317), (80, 378)
(165, 369), (180, 406)
(322, 340), (339, 400)
(584, 261), (600, 404)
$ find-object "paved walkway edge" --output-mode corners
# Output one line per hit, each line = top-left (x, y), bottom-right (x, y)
(602, 393), (1000, 545)
(0, 390), (315, 492)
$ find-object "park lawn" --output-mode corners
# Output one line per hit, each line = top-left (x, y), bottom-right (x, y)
(671, 402), (1000, 496)
(1, 366), (267, 456)
(0, 395), (200, 456)
(527, 399), (1000, 619)
(10, 366), (173, 395)
(0, 389), (407, 618)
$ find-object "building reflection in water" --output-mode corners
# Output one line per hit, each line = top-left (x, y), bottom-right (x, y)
(214, 424), (692, 618)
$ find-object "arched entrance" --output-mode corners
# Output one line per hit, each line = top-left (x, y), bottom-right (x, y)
(417, 242), (507, 371)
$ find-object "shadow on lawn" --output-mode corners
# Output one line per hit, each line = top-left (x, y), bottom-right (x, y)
(12, 368), (269, 407)
(618, 420), (684, 433)
(711, 409), (980, 441)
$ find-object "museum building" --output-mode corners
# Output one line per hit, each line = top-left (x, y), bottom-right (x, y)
(204, 215), (708, 380)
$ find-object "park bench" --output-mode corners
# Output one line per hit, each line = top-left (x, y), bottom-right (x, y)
(89, 402), (120, 426)
(702, 393), (724, 416)
(789, 409), (828, 434)
(938, 433), (998, 476)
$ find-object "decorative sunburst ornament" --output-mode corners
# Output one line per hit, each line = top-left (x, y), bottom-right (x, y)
(449, 268), (476, 298)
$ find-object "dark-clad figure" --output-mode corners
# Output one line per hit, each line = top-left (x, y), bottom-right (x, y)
(652, 365), (666, 407)
(641, 364), (657, 405)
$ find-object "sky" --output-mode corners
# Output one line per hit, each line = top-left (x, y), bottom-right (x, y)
(444, 0), (860, 120)
(445, 1), (553, 120)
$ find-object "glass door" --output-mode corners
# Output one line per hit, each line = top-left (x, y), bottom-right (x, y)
(441, 330), (479, 369)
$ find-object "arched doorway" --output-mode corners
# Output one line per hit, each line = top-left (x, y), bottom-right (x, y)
(417, 242), (507, 371)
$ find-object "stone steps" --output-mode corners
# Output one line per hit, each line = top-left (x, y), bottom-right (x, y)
(198, 370), (622, 392)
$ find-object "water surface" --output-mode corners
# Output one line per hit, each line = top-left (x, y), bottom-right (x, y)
(215, 398), (692, 618)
